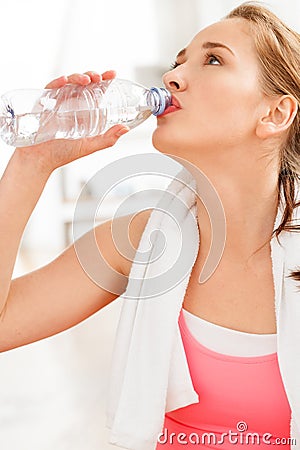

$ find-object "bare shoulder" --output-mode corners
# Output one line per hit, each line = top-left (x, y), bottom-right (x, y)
(94, 209), (153, 278)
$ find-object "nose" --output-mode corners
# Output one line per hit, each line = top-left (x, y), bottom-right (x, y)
(162, 69), (187, 92)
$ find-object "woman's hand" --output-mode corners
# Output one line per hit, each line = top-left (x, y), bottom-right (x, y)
(16, 70), (129, 175)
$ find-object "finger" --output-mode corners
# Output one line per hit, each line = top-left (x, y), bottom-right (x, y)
(44, 70), (116, 89)
(66, 73), (91, 85)
(80, 125), (130, 154)
(45, 75), (68, 89)
(84, 71), (101, 83)
(101, 70), (117, 80)
(105, 124), (130, 138)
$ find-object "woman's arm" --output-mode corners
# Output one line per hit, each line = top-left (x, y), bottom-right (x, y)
(0, 70), (134, 352)
(0, 206), (151, 353)
(0, 211), (138, 353)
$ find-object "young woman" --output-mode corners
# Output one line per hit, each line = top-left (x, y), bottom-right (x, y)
(0, 2), (299, 448)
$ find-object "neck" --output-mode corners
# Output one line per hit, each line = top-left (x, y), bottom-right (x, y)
(183, 144), (280, 262)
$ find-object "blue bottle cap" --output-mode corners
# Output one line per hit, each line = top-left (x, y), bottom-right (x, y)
(149, 87), (172, 116)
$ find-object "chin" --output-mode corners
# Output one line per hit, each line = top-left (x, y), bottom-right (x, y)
(152, 131), (195, 162)
(152, 128), (180, 154)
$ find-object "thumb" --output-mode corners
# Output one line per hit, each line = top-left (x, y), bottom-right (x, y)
(80, 125), (130, 155)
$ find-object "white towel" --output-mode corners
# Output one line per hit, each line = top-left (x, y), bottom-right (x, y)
(106, 166), (200, 450)
(106, 164), (300, 450)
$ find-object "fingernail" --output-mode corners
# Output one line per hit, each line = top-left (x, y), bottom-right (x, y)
(58, 75), (68, 83)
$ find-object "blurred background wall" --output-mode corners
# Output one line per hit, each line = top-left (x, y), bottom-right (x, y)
(0, 1), (299, 449)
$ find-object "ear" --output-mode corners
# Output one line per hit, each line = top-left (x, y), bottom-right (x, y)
(256, 95), (298, 140)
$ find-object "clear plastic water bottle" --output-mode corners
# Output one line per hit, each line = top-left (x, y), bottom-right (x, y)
(0, 79), (171, 147)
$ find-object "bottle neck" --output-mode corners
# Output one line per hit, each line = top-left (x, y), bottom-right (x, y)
(148, 87), (172, 116)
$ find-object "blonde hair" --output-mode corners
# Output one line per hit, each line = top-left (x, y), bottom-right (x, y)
(226, 2), (300, 282)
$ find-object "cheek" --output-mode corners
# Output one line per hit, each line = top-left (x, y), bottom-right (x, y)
(197, 84), (260, 136)
(199, 73), (260, 114)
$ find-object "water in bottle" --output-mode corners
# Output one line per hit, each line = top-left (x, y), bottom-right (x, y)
(0, 79), (172, 147)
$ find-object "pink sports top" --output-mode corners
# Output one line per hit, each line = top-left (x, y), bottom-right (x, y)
(156, 309), (291, 449)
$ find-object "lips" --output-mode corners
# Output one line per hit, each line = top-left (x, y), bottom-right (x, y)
(171, 96), (181, 109)
(159, 95), (181, 117)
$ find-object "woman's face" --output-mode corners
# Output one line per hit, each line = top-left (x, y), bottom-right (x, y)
(152, 18), (267, 159)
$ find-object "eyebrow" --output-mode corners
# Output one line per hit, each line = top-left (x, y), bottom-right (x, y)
(202, 41), (235, 56)
(176, 41), (235, 59)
